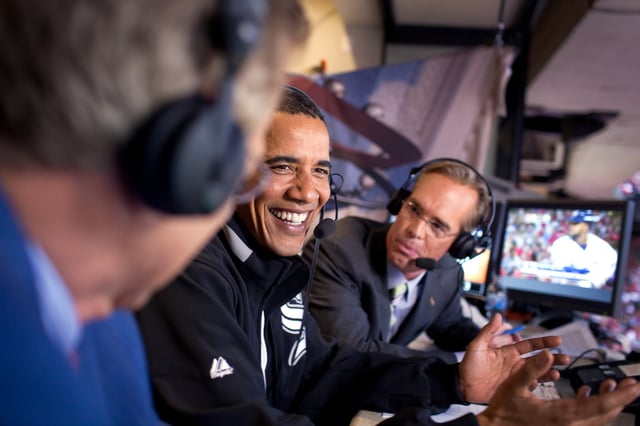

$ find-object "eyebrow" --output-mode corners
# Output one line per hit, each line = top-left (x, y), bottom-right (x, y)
(266, 156), (332, 169)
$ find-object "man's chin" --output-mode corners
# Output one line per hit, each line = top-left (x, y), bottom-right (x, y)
(116, 290), (153, 312)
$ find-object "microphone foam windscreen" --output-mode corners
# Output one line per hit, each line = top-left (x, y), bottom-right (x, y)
(314, 219), (336, 239)
(415, 257), (436, 271)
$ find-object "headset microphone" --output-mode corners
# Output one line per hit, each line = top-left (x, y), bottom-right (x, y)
(415, 257), (436, 271)
(298, 217), (336, 345)
(299, 193), (338, 343)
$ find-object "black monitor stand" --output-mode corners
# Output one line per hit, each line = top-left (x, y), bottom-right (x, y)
(508, 301), (576, 329)
(527, 309), (576, 329)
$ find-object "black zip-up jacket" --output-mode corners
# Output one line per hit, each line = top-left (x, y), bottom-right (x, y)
(136, 215), (478, 425)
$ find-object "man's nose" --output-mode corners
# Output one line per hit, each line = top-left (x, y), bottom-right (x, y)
(406, 216), (428, 239)
(289, 172), (320, 202)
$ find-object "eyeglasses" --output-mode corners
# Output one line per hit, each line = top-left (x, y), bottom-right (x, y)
(233, 162), (272, 204)
(399, 200), (459, 239)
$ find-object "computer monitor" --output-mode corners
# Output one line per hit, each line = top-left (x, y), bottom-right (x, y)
(496, 198), (635, 319)
(461, 201), (505, 298)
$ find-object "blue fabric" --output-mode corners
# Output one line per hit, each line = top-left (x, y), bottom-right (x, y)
(0, 188), (160, 425)
(80, 311), (161, 425)
(26, 240), (81, 357)
(0, 188), (103, 425)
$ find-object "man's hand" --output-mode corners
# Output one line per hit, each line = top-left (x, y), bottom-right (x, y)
(459, 313), (569, 403)
(476, 350), (640, 426)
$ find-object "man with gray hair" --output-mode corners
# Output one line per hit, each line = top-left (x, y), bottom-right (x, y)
(0, 0), (308, 424)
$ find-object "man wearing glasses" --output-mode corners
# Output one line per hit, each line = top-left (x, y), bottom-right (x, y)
(304, 159), (514, 361)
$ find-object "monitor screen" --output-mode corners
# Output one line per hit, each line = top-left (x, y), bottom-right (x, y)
(496, 198), (636, 317)
(461, 201), (505, 298)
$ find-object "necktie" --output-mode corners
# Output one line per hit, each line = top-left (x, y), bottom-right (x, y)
(389, 282), (408, 328)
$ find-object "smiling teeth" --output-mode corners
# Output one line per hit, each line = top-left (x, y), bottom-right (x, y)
(271, 209), (308, 225)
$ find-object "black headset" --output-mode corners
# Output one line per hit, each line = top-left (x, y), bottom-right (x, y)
(119, 0), (266, 215)
(386, 157), (495, 260)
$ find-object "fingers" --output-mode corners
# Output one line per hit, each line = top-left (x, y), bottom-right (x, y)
(596, 378), (638, 396)
(537, 368), (561, 383)
(576, 379), (640, 408)
(489, 334), (517, 348)
(513, 335), (562, 355)
(588, 380), (640, 420)
(469, 313), (504, 349)
(576, 380), (618, 399)
(494, 322), (512, 335)
(552, 353), (570, 367)
(484, 313), (503, 334)
(576, 384), (593, 398)
(617, 378), (640, 389)
(488, 322), (523, 347)
(505, 350), (554, 392)
(597, 379), (618, 395)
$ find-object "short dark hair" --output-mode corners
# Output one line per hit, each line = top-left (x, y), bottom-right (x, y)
(277, 86), (325, 122)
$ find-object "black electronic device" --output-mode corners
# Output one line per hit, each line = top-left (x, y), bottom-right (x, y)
(496, 198), (636, 318)
(569, 360), (640, 413)
(119, 0), (266, 214)
(386, 157), (496, 261)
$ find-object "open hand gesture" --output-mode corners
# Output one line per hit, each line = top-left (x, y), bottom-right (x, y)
(459, 314), (569, 403)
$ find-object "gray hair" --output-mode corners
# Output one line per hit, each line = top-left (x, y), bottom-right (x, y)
(0, 0), (308, 169)
(417, 160), (492, 232)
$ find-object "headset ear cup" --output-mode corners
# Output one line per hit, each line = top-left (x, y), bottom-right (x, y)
(120, 80), (245, 214)
(386, 188), (410, 215)
(449, 232), (476, 259)
(168, 82), (244, 213)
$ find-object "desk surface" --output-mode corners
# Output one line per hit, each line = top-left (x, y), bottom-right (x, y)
(351, 371), (637, 425)
(370, 302), (637, 424)
(351, 383), (637, 425)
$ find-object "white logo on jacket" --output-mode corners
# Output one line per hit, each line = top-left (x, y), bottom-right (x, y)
(281, 293), (306, 366)
(210, 356), (234, 379)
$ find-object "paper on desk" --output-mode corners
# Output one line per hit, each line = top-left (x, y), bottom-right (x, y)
(431, 404), (487, 423)
(351, 405), (487, 426)
(523, 320), (600, 357)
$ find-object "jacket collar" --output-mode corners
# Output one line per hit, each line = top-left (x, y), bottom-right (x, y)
(223, 214), (310, 312)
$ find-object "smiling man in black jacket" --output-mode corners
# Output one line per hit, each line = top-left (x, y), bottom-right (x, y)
(136, 86), (640, 426)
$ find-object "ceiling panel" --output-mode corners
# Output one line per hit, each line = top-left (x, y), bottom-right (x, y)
(392, 0), (526, 28)
(333, 0), (640, 198)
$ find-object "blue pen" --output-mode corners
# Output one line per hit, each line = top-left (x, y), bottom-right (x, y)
(500, 324), (526, 336)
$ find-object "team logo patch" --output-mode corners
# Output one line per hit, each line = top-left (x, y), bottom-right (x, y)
(281, 293), (306, 366)
(209, 356), (234, 379)
(281, 293), (304, 334)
